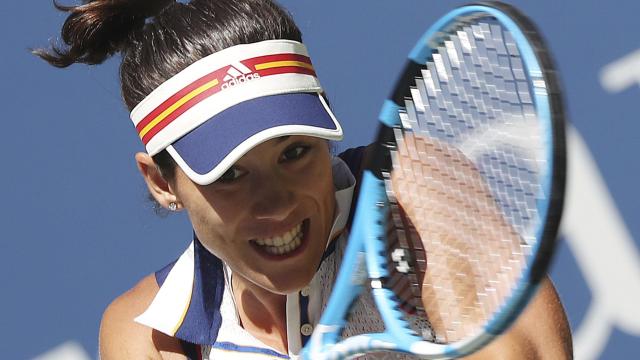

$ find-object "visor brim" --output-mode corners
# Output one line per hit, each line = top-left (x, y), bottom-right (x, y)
(166, 92), (342, 185)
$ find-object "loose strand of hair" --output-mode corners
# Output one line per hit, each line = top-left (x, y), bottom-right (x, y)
(33, 0), (171, 68)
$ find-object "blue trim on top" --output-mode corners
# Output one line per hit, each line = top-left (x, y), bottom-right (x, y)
(213, 341), (290, 359)
(173, 234), (225, 345)
(299, 291), (311, 348)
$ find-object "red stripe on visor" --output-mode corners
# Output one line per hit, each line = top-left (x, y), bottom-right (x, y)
(136, 53), (317, 146)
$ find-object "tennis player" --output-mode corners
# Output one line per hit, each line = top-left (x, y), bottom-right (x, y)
(36, 0), (572, 358)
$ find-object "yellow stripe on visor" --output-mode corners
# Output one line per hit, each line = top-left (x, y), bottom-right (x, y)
(254, 60), (315, 71)
(139, 78), (220, 139)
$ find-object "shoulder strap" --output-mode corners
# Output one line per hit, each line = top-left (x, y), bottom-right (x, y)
(337, 145), (370, 228)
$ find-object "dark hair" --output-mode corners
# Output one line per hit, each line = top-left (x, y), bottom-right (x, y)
(35, 0), (303, 180)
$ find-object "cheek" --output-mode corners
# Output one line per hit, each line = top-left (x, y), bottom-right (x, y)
(173, 181), (244, 254)
(175, 173), (244, 226)
(183, 197), (245, 264)
(299, 154), (335, 212)
(192, 191), (245, 225)
(183, 198), (225, 244)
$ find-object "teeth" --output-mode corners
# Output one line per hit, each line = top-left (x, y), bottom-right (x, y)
(255, 223), (304, 255)
(257, 224), (302, 246)
(264, 235), (302, 255)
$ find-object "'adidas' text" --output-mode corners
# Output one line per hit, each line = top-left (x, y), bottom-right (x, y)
(221, 73), (261, 90)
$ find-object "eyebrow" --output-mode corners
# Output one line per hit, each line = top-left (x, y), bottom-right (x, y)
(275, 136), (291, 144)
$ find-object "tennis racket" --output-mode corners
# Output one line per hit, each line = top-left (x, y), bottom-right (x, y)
(302, 1), (566, 359)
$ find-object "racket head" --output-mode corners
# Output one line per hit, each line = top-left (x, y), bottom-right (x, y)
(372, 0), (566, 354)
(303, 1), (566, 358)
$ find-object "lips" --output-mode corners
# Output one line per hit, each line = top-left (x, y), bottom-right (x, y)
(250, 219), (309, 257)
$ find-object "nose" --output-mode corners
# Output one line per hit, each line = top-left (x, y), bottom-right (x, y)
(250, 172), (297, 221)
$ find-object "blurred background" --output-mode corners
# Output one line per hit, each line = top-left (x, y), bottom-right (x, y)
(2, 1), (638, 359)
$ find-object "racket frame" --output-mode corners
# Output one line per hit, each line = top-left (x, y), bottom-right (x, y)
(303, 2), (566, 358)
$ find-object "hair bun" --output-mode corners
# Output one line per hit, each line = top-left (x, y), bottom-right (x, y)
(34, 0), (174, 67)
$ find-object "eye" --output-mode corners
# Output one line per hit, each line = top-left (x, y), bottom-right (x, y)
(280, 144), (310, 162)
(216, 166), (246, 183)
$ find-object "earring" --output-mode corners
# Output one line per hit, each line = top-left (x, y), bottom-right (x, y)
(168, 202), (178, 211)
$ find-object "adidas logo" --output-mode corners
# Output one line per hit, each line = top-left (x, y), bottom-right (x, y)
(221, 62), (261, 90)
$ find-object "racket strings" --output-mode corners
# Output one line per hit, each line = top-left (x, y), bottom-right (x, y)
(384, 17), (543, 344)
(384, 187), (439, 342)
(389, 131), (527, 343)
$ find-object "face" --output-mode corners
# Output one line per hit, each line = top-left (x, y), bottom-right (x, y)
(170, 135), (336, 294)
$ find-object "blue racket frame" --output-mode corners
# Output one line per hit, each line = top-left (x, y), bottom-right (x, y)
(302, 2), (564, 359)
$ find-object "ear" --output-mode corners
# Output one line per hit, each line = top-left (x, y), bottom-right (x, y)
(135, 152), (179, 210)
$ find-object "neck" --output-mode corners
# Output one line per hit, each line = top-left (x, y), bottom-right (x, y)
(231, 274), (289, 353)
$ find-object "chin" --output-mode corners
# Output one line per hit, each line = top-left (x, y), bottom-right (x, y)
(265, 267), (317, 295)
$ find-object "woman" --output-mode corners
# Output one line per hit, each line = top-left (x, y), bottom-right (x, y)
(36, 0), (572, 358)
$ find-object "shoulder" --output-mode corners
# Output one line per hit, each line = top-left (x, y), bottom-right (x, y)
(99, 274), (189, 360)
(337, 144), (374, 176)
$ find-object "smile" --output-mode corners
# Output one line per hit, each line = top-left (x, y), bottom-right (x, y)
(253, 222), (304, 255)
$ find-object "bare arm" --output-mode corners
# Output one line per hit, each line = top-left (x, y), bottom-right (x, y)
(389, 136), (572, 358)
(464, 277), (573, 359)
(99, 274), (189, 360)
